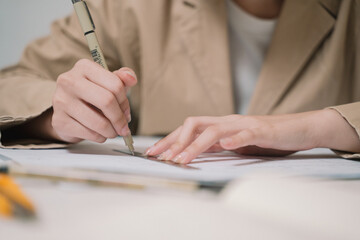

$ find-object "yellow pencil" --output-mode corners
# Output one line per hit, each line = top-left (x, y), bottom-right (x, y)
(0, 193), (12, 217)
(0, 174), (36, 217)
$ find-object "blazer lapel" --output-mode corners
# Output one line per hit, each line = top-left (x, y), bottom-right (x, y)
(173, 0), (234, 115)
(248, 0), (335, 115)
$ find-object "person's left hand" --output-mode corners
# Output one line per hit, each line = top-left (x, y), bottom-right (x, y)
(145, 109), (360, 164)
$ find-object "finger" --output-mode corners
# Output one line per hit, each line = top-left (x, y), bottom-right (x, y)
(120, 100), (131, 123)
(114, 67), (137, 122)
(172, 123), (238, 164)
(113, 67), (138, 89)
(220, 128), (265, 150)
(64, 98), (118, 139)
(68, 77), (130, 136)
(145, 126), (182, 156)
(204, 143), (224, 153)
(53, 114), (106, 143)
(76, 59), (129, 108)
(161, 116), (224, 160)
(220, 127), (295, 151)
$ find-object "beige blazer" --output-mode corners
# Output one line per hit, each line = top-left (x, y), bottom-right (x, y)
(0, 0), (359, 156)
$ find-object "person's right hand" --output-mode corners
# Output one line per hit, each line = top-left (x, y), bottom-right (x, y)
(51, 59), (137, 143)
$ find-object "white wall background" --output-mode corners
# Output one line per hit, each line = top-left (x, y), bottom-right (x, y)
(0, 0), (73, 69)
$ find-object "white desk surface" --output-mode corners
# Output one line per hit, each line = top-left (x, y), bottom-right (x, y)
(1, 137), (360, 240)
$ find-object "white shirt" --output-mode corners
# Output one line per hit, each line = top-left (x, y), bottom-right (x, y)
(227, 0), (277, 114)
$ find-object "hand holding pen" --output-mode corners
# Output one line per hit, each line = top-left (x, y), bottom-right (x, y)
(47, 0), (136, 153)
(52, 62), (137, 148)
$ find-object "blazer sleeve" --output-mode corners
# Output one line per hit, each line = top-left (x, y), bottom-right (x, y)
(0, 0), (123, 148)
(330, 102), (360, 159)
(329, 1), (360, 159)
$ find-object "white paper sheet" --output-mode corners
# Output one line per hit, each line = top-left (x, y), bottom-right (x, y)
(1, 136), (360, 182)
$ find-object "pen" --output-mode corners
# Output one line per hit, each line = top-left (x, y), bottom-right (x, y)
(71, 0), (135, 154)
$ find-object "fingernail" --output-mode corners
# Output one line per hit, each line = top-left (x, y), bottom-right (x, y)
(125, 71), (137, 81)
(124, 109), (131, 123)
(120, 125), (130, 136)
(158, 150), (172, 161)
(173, 152), (188, 164)
(145, 146), (155, 156)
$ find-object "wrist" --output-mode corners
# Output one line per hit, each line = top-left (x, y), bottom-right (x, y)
(309, 109), (335, 148)
(312, 108), (360, 152)
(34, 108), (63, 142)
(1, 108), (64, 146)
(14, 108), (63, 142)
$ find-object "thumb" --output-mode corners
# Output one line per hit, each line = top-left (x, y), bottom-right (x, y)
(113, 67), (138, 89)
